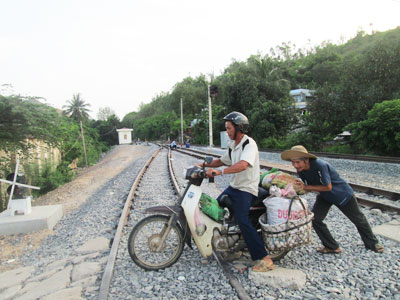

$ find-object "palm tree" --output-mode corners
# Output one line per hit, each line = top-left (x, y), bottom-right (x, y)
(63, 93), (91, 167)
(63, 93), (91, 122)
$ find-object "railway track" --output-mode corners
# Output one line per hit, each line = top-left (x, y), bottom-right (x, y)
(5, 145), (398, 300)
(98, 147), (251, 300)
(97, 145), (399, 300)
(99, 148), (161, 300)
(184, 145), (400, 164)
(176, 148), (400, 214)
(259, 149), (400, 164)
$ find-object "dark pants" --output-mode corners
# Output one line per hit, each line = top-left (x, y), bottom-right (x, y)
(312, 195), (379, 250)
(217, 186), (268, 260)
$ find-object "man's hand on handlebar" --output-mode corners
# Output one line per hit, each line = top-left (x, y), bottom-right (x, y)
(206, 168), (222, 178)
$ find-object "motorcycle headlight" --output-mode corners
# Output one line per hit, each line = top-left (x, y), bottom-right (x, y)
(184, 165), (201, 179)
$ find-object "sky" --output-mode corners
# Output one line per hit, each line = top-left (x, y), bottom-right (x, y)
(1, 0), (399, 120)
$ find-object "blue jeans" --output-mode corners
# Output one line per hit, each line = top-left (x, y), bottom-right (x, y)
(217, 186), (268, 260)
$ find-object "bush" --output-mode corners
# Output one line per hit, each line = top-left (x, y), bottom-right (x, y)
(323, 144), (354, 154)
(32, 162), (74, 195)
(277, 130), (323, 151)
(345, 99), (400, 156)
(259, 137), (284, 149)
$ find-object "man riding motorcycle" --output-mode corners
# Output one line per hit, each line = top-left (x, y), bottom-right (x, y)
(202, 111), (275, 272)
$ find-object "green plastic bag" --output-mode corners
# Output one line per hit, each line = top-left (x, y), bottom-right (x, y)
(260, 168), (279, 185)
(199, 193), (225, 221)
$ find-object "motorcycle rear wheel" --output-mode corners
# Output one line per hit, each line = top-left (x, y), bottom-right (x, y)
(128, 214), (184, 270)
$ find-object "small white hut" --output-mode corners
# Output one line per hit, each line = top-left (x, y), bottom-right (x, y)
(117, 128), (133, 144)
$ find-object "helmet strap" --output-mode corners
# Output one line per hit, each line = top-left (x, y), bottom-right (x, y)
(233, 125), (242, 141)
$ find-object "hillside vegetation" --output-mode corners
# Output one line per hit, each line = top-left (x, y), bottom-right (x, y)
(125, 27), (400, 155)
(1, 27), (400, 211)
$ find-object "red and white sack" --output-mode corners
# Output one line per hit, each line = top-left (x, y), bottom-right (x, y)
(263, 196), (308, 225)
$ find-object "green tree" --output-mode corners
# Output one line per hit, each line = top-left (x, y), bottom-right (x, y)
(300, 27), (400, 142)
(63, 93), (91, 122)
(0, 95), (62, 154)
(345, 99), (400, 155)
(91, 115), (120, 146)
(216, 54), (296, 142)
(63, 93), (91, 167)
(121, 112), (137, 128)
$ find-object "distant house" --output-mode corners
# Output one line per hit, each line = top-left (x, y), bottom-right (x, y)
(117, 128), (133, 144)
(334, 131), (352, 144)
(290, 89), (314, 115)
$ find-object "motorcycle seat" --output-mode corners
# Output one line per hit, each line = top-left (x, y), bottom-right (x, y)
(218, 186), (269, 215)
(252, 186), (269, 208)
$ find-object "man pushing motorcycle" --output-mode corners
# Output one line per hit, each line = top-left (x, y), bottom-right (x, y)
(202, 111), (275, 272)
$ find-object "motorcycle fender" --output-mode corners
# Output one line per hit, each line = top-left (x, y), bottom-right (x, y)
(144, 205), (178, 215)
(144, 205), (193, 249)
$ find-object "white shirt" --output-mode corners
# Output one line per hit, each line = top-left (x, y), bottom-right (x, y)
(220, 135), (260, 196)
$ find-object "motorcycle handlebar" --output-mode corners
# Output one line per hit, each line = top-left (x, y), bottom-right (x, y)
(208, 171), (216, 183)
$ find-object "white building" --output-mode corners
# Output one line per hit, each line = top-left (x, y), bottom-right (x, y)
(290, 89), (314, 115)
(117, 128), (133, 145)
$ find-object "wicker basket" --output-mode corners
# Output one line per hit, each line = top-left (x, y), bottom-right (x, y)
(260, 197), (313, 251)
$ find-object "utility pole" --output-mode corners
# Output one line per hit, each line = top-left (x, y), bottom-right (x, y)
(180, 98), (184, 145)
(208, 85), (213, 147)
(80, 120), (88, 167)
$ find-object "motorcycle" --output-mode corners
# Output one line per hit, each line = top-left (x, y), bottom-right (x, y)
(127, 156), (289, 270)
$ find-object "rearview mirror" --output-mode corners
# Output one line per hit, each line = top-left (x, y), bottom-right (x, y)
(205, 156), (213, 164)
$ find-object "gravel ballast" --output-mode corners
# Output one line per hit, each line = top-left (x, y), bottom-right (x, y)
(2, 145), (399, 300)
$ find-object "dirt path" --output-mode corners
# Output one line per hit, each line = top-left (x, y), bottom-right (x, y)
(0, 144), (150, 272)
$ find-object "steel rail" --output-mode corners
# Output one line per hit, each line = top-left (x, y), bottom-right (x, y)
(258, 148), (400, 164)
(181, 144), (400, 164)
(213, 252), (252, 300)
(175, 148), (400, 213)
(168, 148), (181, 195)
(356, 196), (400, 214)
(98, 148), (161, 300)
(171, 144), (400, 164)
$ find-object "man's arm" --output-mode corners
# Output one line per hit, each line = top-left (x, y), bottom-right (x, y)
(204, 158), (225, 168)
(206, 160), (248, 177)
(295, 179), (332, 192)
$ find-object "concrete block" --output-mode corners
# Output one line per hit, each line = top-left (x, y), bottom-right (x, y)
(249, 267), (307, 290)
(76, 237), (110, 254)
(0, 205), (63, 235)
(8, 196), (32, 216)
(373, 219), (400, 242)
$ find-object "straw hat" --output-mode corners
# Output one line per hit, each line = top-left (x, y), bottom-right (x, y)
(281, 145), (317, 161)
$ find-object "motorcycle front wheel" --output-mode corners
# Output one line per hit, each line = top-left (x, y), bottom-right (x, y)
(128, 214), (185, 270)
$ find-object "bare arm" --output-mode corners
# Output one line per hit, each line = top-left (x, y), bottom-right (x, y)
(294, 179), (332, 192)
(204, 158), (225, 168)
(206, 160), (249, 177)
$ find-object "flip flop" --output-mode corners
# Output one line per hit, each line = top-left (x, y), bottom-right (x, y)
(371, 243), (384, 253)
(317, 247), (342, 254)
(252, 259), (275, 272)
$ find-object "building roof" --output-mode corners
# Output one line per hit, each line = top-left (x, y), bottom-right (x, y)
(290, 89), (314, 97)
(116, 128), (133, 132)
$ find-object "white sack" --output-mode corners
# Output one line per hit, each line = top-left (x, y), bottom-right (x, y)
(263, 197), (308, 225)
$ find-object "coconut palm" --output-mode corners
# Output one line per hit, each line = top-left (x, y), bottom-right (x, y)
(63, 93), (91, 122)
(63, 93), (91, 167)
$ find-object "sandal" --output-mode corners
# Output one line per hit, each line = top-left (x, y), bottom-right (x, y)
(371, 243), (384, 253)
(252, 259), (275, 272)
(317, 247), (342, 254)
